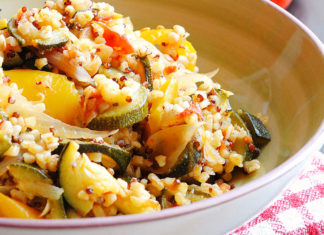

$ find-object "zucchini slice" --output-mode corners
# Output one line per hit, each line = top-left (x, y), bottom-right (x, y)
(8, 18), (68, 50)
(0, 130), (11, 157)
(56, 140), (132, 172)
(87, 84), (149, 130)
(59, 141), (122, 216)
(36, 30), (69, 50)
(238, 109), (271, 148)
(8, 163), (67, 219)
(164, 141), (201, 178)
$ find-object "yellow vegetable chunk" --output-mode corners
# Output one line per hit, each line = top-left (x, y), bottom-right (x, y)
(148, 78), (178, 134)
(0, 193), (40, 219)
(140, 28), (197, 71)
(4, 69), (81, 124)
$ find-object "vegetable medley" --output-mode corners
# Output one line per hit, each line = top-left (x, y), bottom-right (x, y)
(0, 0), (270, 219)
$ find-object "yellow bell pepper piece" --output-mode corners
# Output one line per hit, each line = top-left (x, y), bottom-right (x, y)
(0, 193), (40, 219)
(4, 69), (81, 125)
(148, 78), (178, 134)
(140, 28), (197, 71)
(0, 19), (8, 30)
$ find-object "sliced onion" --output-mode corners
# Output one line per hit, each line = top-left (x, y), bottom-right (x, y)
(29, 111), (117, 139)
(40, 199), (51, 217)
(204, 69), (219, 78)
(18, 180), (64, 200)
(6, 89), (116, 139)
(46, 51), (93, 86)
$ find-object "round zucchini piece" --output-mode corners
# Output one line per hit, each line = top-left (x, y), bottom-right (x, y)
(59, 141), (122, 216)
(8, 18), (68, 50)
(87, 84), (149, 130)
(56, 140), (132, 172)
(8, 163), (67, 219)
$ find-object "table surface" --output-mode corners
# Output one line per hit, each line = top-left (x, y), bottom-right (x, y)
(288, 0), (324, 153)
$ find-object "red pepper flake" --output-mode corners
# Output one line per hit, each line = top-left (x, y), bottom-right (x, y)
(208, 187), (213, 193)
(36, 81), (42, 85)
(0, 120), (4, 126)
(197, 94), (204, 102)
(120, 76), (127, 82)
(32, 21), (41, 30)
(216, 106), (221, 112)
(126, 96), (132, 103)
(153, 54), (160, 59)
(161, 42), (167, 47)
(21, 6), (27, 12)
(14, 19), (19, 27)
(86, 187), (94, 194)
(3, 76), (11, 83)
(248, 143), (256, 152)
(12, 112), (20, 118)
(96, 48), (101, 53)
(8, 96), (16, 104)
(58, 137), (63, 142)
(49, 127), (56, 135)
(210, 99), (216, 105)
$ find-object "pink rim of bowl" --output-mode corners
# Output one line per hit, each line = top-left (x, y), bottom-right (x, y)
(0, 0), (324, 229)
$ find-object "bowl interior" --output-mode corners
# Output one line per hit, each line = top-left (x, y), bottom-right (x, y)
(1, 0), (323, 189)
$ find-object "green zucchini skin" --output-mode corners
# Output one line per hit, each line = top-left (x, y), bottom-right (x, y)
(56, 140), (132, 172)
(238, 109), (271, 148)
(8, 162), (67, 219)
(87, 85), (149, 130)
(165, 141), (201, 178)
(139, 56), (153, 91)
(8, 18), (26, 46)
(0, 131), (11, 157)
(8, 18), (68, 50)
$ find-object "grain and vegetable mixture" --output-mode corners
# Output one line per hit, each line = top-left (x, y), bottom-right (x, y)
(0, 0), (270, 219)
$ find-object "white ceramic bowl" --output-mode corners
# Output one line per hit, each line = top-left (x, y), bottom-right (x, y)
(0, 0), (323, 234)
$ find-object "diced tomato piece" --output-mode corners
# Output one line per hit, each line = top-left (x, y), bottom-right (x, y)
(97, 22), (134, 55)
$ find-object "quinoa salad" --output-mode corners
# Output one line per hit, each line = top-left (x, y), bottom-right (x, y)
(0, 0), (271, 219)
